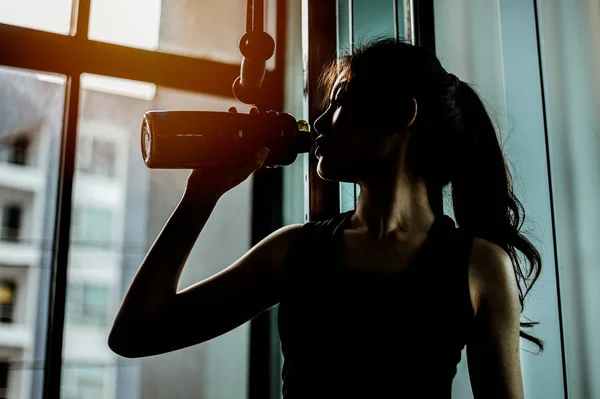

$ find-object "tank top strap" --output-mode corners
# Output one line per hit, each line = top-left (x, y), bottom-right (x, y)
(428, 214), (475, 270)
(457, 224), (476, 322)
(280, 211), (352, 284)
(436, 216), (477, 327)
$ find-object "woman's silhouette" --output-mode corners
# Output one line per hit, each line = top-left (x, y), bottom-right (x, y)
(109, 39), (543, 398)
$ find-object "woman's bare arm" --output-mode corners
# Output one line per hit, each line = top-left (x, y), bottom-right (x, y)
(108, 189), (302, 358)
(467, 238), (525, 399)
(107, 146), (305, 358)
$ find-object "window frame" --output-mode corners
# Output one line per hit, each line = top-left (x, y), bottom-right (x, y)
(0, 1), (286, 398)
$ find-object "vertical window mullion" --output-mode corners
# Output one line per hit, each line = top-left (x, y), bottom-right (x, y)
(393, 0), (400, 40)
(43, 73), (80, 399)
(412, 0), (435, 54)
(43, 1), (91, 397)
(73, 0), (91, 38)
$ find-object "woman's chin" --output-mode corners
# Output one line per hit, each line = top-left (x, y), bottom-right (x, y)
(316, 156), (350, 182)
(316, 156), (336, 181)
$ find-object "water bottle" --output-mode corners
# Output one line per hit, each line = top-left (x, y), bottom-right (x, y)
(141, 110), (312, 169)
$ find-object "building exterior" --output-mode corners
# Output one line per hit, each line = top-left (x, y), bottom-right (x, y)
(0, 69), (65, 399)
(0, 68), (148, 398)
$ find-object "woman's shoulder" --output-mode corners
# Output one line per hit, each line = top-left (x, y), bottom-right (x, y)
(467, 236), (515, 318)
(271, 212), (352, 276)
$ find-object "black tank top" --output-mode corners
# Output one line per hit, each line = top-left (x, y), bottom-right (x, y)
(277, 210), (476, 398)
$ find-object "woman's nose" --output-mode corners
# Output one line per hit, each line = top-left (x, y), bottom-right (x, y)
(313, 108), (332, 136)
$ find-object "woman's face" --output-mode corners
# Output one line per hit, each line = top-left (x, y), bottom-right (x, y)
(313, 74), (397, 183)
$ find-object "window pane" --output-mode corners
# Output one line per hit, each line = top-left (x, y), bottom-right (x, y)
(0, 65), (65, 399)
(0, 0), (74, 35)
(63, 74), (253, 399)
(71, 207), (114, 249)
(89, 0), (277, 68)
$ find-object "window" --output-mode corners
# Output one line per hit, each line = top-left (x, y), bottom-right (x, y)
(1, 205), (22, 243)
(0, 361), (8, 399)
(0, 281), (16, 323)
(71, 208), (113, 249)
(0, 136), (29, 166)
(1, 0), (285, 398)
(87, 0), (276, 66)
(11, 137), (29, 166)
(76, 137), (117, 179)
(0, 0), (74, 35)
(66, 284), (111, 328)
(61, 364), (105, 399)
(90, 139), (116, 178)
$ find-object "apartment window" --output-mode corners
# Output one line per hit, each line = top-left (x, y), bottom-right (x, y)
(0, 136), (29, 166)
(66, 284), (110, 328)
(0, 146), (10, 165)
(76, 137), (116, 179)
(61, 365), (105, 399)
(1, 205), (22, 243)
(0, 361), (8, 399)
(11, 137), (28, 165)
(91, 139), (115, 178)
(0, 281), (16, 323)
(71, 207), (113, 249)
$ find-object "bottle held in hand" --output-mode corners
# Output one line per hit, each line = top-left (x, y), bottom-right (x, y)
(141, 108), (311, 169)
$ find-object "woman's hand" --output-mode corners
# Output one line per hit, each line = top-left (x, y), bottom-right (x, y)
(183, 106), (270, 201)
(184, 146), (270, 200)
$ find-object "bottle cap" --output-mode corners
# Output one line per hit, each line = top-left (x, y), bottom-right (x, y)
(297, 120), (310, 132)
(296, 120), (312, 153)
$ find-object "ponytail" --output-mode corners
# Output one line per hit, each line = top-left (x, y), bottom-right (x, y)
(451, 79), (544, 353)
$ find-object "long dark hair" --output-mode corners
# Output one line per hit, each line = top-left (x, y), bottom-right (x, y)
(320, 38), (544, 353)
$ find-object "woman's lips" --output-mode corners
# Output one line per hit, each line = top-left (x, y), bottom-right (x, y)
(315, 135), (330, 156)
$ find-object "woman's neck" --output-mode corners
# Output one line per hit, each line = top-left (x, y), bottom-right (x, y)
(351, 173), (435, 240)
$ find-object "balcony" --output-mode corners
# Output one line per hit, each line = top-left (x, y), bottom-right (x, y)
(0, 239), (39, 267)
(0, 162), (44, 192)
(0, 322), (31, 348)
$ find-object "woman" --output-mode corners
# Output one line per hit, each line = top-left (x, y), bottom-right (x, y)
(109, 39), (544, 398)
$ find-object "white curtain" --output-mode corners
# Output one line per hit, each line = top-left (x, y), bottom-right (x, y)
(539, 1), (600, 398)
(435, 0), (600, 398)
